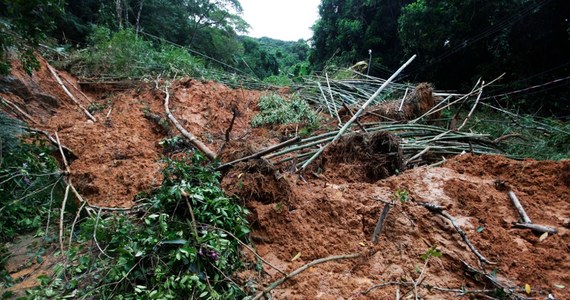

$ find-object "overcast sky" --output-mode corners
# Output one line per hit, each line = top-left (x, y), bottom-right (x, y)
(239, 0), (321, 41)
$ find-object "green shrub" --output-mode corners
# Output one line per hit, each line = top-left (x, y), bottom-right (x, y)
(0, 112), (61, 243)
(69, 27), (208, 78)
(28, 152), (250, 299)
(466, 108), (570, 160)
(252, 93), (319, 128)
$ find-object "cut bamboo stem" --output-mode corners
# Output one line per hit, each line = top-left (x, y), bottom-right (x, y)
(507, 190), (532, 224)
(317, 82), (333, 117)
(398, 88), (409, 112)
(216, 136), (301, 170)
(457, 82), (484, 131)
(326, 72), (342, 125)
(513, 222), (557, 234)
(0, 97), (41, 125)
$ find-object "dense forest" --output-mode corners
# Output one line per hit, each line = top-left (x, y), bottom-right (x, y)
(311, 0), (570, 115)
(0, 0), (309, 82)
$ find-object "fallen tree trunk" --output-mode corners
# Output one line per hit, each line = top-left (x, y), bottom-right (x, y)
(163, 86), (217, 160)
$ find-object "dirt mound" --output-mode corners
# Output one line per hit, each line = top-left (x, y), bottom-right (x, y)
(340, 83), (440, 123)
(1, 58), (266, 207)
(222, 159), (292, 205)
(320, 131), (405, 182)
(241, 154), (569, 299)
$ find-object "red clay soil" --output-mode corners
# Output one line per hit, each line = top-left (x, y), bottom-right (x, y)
(1, 58), (267, 207)
(2, 59), (569, 299)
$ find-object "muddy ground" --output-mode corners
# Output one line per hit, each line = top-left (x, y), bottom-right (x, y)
(1, 60), (569, 299)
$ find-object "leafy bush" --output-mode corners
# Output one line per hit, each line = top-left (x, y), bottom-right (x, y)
(252, 93), (319, 128)
(465, 108), (570, 160)
(0, 112), (61, 243)
(69, 27), (207, 78)
(29, 152), (250, 299)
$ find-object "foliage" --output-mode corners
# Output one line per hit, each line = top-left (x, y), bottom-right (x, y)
(463, 108), (570, 160)
(54, 0), (249, 68)
(251, 93), (319, 128)
(420, 246), (441, 261)
(68, 27), (208, 78)
(310, 0), (411, 74)
(393, 189), (410, 203)
(0, 112), (61, 244)
(0, 0), (63, 74)
(27, 152), (250, 299)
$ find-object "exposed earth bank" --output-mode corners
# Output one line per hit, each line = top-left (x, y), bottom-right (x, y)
(1, 60), (568, 299)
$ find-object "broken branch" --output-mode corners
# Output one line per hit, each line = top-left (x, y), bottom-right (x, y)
(372, 202), (392, 243)
(417, 202), (495, 265)
(216, 136), (301, 170)
(251, 253), (361, 300)
(507, 190), (532, 224)
(47, 63), (96, 122)
(162, 85), (217, 160)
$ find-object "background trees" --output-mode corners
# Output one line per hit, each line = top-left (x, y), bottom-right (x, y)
(310, 0), (570, 115)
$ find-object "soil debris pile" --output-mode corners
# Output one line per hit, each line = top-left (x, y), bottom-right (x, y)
(320, 131), (405, 182)
(240, 154), (569, 299)
(222, 159), (292, 205)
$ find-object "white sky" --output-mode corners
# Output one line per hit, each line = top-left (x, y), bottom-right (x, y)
(238, 0), (321, 41)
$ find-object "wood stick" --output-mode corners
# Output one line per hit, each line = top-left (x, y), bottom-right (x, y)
(47, 64), (97, 122)
(513, 222), (558, 234)
(507, 190), (532, 224)
(251, 253), (361, 300)
(26, 128), (77, 162)
(61, 75), (94, 105)
(417, 202), (495, 265)
(341, 102), (367, 132)
(163, 86), (217, 160)
(201, 224), (287, 276)
(398, 88), (409, 112)
(326, 72), (342, 125)
(216, 136), (301, 170)
(317, 82), (334, 117)
(299, 55), (417, 171)
(59, 184), (71, 253)
(372, 202), (392, 243)
(462, 260), (529, 299)
(404, 147), (431, 166)
(55, 132), (71, 174)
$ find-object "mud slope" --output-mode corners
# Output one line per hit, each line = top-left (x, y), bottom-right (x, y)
(226, 155), (569, 299)
(2, 60), (568, 298)
(1, 59), (266, 207)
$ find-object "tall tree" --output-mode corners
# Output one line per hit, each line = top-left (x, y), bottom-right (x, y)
(310, 0), (412, 75)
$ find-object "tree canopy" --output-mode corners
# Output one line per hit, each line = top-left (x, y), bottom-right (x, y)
(310, 0), (570, 115)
